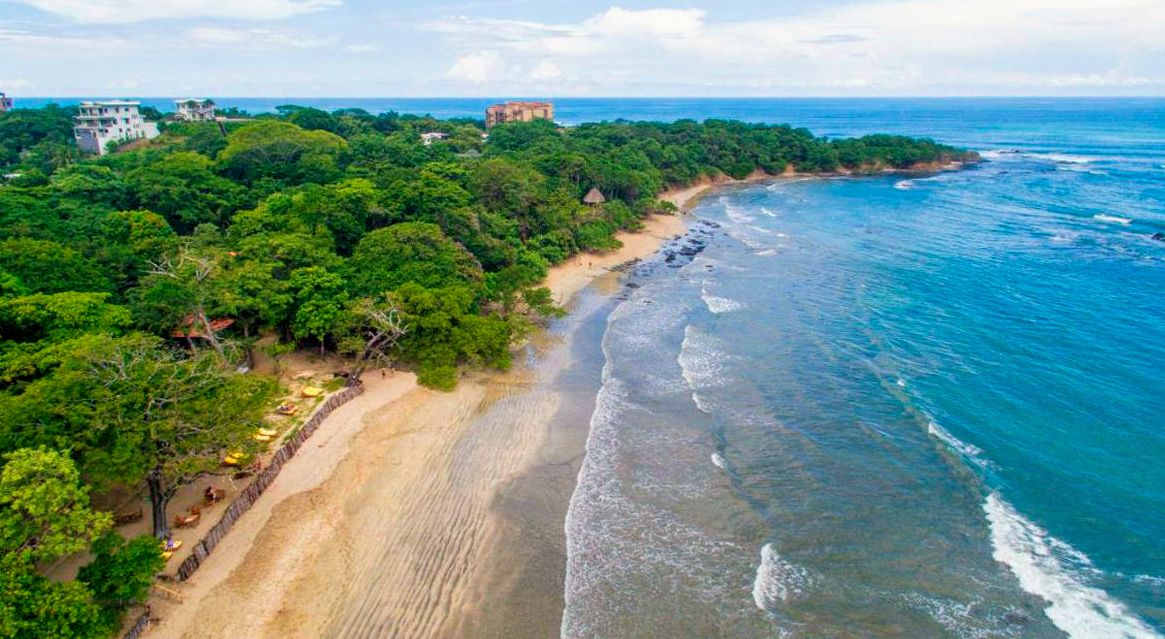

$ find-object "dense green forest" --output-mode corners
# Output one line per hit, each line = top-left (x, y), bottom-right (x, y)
(0, 103), (971, 637)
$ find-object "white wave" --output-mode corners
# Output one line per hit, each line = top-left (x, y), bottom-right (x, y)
(728, 230), (769, 251)
(1037, 153), (1098, 165)
(711, 452), (726, 470)
(678, 325), (730, 414)
(1131, 573), (1165, 588)
(984, 493), (1163, 639)
(753, 543), (813, 611)
(747, 224), (774, 235)
(980, 149), (1021, 160)
(701, 286), (745, 314)
(981, 150), (1098, 165)
(760, 207), (778, 217)
(755, 249), (779, 257)
(1094, 214), (1133, 226)
(927, 421), (993, 471)
(895, 180), (916, 190)
(725, 203), (756, 224)
(896, 378), (907, 388)
(900, 594), (996, 639)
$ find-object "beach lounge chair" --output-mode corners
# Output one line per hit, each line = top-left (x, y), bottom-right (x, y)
(223, 451), (248, 466)
(275, 402), (298, 415)
(160, 537), (184, 559)
(253, 433), (272, 443)
(258, 427), (278, 437)
(174, 508), (200, 528)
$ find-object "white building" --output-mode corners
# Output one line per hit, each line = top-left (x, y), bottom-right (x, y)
(0, 92), (12, 112)
(74, 100), (159, 155)
(174, 98), (216, 122)
(420, 131), (449, 146)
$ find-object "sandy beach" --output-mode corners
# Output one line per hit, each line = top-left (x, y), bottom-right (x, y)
(147, 189), (700, 639)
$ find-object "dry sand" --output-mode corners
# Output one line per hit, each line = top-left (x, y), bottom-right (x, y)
(147, 202), (695, 639)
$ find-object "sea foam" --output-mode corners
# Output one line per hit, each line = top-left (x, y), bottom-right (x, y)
(927, 420), (993, 471)
(981, 150), (1098, 165)
(984, 493), (1163, 639)
(701, 285), (746, 314)
(678, 325), (731, 414)
(1094, 214), (1133, 226)
(752, 543), (813, 611)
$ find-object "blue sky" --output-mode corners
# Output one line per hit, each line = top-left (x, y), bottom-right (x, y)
(2, 0), (1163, 97)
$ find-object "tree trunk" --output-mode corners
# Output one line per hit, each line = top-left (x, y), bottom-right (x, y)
(198, 310), (227, 360)
(147, 466), (170, 539)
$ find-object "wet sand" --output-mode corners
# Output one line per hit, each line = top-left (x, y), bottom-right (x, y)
(147, 204), (693, 639)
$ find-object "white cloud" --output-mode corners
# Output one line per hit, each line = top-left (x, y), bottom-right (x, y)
(0, 78), (31, 90)
(345, 44), (380, 53)
(0, 27), (140, 56)
(12, 0), (342, 24)
(186, 27), (334, 49)
(585, 7), (704, 39)
(447, 51), (503, 84)
(530, 60), (562, 81)
(421, 1), (1165, 94)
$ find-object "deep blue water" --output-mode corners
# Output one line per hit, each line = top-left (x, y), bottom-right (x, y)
(555, 101), (1165, 638)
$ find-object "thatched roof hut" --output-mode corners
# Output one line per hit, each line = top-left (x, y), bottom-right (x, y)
(583, 187), (607, 205)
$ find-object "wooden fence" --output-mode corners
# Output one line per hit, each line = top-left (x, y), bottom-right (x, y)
(173, 380), (365, 582)
(121, 607), (151, 639)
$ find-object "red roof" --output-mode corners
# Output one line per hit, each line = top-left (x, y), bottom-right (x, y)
(171, 316), (235, 339)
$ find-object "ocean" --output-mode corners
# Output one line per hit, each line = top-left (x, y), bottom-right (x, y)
(561, 101), (1161, 639)
(21, 96), (1165, 636)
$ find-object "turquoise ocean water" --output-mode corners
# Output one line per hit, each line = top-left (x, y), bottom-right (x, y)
(564, 101), (1160, 639)
(22, 96), (1165, 636)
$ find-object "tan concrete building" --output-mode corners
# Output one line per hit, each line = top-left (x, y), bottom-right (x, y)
(485, 101), (554, 128)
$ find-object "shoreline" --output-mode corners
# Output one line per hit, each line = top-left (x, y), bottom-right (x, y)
(145, 165), (964, 637)
(146, 200), (694, 638)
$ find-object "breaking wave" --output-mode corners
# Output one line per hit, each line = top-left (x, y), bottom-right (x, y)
(984, 493), (1163, 639)
(753, 544), (813, 611)
(927, 420), (993, 471)
(1094, 214), (1133, 226)
(701, 285), (746, 314)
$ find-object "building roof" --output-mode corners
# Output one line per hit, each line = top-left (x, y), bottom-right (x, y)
(583, 187), (607, 204)
(172, 316), (235, 339)
(488, 101), (553, 109)
(79, 100), (141, 107)
(175, 98), (215, 105)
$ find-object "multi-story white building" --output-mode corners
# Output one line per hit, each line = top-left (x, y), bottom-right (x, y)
(73, 100), (159, 155)
(0, 92), (12, 112)
(174, 98), (216, 122)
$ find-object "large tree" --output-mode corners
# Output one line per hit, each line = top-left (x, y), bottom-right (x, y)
(346, 222), (482, 296)
(0, 335), (275, 538)
(217, 120), (347, 184)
